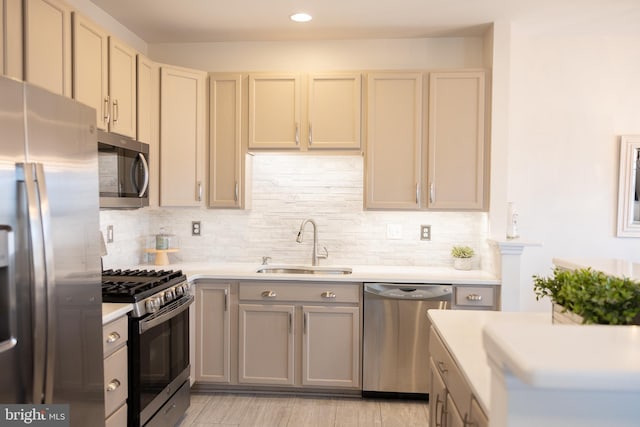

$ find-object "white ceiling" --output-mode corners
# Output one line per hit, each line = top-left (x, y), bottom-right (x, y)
(87, 0), (640, 43)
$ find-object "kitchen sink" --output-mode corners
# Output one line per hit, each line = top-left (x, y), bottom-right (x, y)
(256, 265), (353, 275)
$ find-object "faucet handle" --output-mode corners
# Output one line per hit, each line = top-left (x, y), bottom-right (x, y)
(261, 256), (272, 265)
(318, 247), (329, 259)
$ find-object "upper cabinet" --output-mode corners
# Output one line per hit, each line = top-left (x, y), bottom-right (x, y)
(159, 64), (207, 207)
(72, 13), (136, 138)
(364, 72), (423, 209)
(1, 0), (23, 79)
(308, 73), (361, 149)
(249, 74), (301, 149)
(208, 73), (251, 209)
(137, 54), (159, 206)
(24, 0), (72, 97)
(248, 73), (362, 151)
(364, 70), (487, 211)
(427, 71), (485, 210)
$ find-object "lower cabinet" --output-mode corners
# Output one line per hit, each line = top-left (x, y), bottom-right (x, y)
(429, 325), (488, 427)
(194, 279), (361, 391)
(103, 315), (128, 427)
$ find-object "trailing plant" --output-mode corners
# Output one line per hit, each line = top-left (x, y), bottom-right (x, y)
(533, 267), (640, 325)
(450, 245), (475, 259)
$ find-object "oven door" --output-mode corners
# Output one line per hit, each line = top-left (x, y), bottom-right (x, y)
(129, 295), (193, 427)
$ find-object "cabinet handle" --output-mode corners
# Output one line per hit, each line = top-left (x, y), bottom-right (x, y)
(308, 123), (313, 145)
(463, 413), (476, 427)
(466, 294), (483, 301)
(106, 332), (121, 344)
(224, 289), (228, 312)
(288, 312), (292, 334)
(295, 123), (300, 146)
(106, 379), (121, 392)
(234, 182), (239, 202)
(435, 394), (444, 427)
(416, 183), (420, 204)
(304, 312), (308, 334)
(261, 290), (277, 298)
(103, 96), (110, 124)
(321, 291), (336, 299)
(112, 99), (119, 124)
(430, 183), (435, 204)
(437, 361), (448, 374)
(196, 181), (203, 202)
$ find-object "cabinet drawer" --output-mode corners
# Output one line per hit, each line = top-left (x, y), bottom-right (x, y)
(103, 316), (128, 357)
(429, 327), (471, 415)
(104, 346), (128, 417)
(239, 282), (360, 303)
(454, 286), (495, 309)
(105, 403), (127, 427)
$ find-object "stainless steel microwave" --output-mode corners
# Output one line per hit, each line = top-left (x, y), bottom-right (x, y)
(98, 130), (149, 209)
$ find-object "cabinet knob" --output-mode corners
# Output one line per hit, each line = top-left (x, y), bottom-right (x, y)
(261, 290), (277, 298)
(106, 331), (121, 344)
(106, 379), (121, 392)
(466, 294), (482, 301)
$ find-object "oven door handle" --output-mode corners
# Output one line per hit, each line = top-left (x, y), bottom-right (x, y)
(139, 295), (194, 334)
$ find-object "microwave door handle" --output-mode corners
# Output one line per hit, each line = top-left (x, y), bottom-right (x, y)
(137, 153), (149, 198)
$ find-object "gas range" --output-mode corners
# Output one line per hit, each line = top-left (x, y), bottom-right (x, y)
(101, 268), (190, 318)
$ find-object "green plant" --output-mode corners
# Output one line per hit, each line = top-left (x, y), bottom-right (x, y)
(533, 268), (640, 325)
(450, 245), (475, 259)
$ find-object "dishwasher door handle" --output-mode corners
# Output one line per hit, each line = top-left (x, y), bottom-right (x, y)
(364, 283), (452, 301)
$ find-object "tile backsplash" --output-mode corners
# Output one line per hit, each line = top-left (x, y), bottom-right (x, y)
(100, 155), (491, 270)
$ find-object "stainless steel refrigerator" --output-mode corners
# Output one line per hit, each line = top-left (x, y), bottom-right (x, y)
(0, 76), (105, 425)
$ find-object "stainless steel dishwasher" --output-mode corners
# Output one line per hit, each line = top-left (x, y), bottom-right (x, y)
(362, 282), (452, 398)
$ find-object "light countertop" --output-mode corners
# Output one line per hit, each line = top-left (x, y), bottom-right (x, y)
(134, 262), (500, 285)
(102, 303), (132, 324)
(428, 310), (551, 414)
(553, 257), (640, 280)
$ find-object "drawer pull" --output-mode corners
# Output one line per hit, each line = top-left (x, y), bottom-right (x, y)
(261, 290), (277, 298)
(437, 361), (448, 374)
(106, 332), (121, 344)
(106, 379), (121, 392)
(466, 294), (483, 301)
(321, 291), (336, 299)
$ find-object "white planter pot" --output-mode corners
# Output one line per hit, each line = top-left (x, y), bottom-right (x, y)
(552, 303), (585, 325)
(453, 257), (473, 271)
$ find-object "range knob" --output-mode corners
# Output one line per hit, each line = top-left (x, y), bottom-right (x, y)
(145, 297), (161, 313)
(175, 286), (184, 297)
(164, 289), (175, 302)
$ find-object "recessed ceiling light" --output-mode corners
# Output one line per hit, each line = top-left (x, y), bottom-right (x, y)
(290, 12), (312, 23)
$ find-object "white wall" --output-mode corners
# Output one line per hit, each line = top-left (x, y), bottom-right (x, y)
(504, 15), (640, 310)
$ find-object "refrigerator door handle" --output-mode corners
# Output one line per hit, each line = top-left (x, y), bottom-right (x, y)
(19, 162), (56, 404)
(0, 226), (17, 354)
(35, 163), (57, 404)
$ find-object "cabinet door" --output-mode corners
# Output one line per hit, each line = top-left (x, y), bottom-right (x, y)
(72, 13), (108, 130)
(238, 304), (295, 385)
(2, 0), (23, 79)
(108, 37), (137, 138)
(249, 74), (301, 149)
(24, 0), (72, 97)
(429, 359), (447, 427)
(209, 73), (243, 208)
(469, 396), (489, 427)
(365, 73), (422, 209)
(446, 393), (465, 427)
(427, 71), (485, 210)
(195, 283), (231, 383)
(302, 305), (359, 388)
(137, 54), (159, 206)
(160, 65), (207, 206)
(308, 73), (361, 150)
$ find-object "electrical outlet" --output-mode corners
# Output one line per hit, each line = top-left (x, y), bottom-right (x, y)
(420, 225), (431, 241)
(192, 221), (201, 236)
(386, 224), (402, 239)
(106, 225), (114, 243)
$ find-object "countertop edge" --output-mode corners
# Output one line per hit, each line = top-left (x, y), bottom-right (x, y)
(102, 303), (133, 325)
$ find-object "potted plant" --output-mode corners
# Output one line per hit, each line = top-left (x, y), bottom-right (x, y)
(451, 245), (475, 271)
(533, 267), (640, 325)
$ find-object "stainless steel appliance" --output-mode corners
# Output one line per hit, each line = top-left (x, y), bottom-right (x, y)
(0, 76), (105, 425)
(98, 130), (149, 209)
(102, 269), (193, 427)
(362, 283), (451, 398)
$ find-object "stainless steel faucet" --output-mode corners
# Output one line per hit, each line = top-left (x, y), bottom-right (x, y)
(296, 219), (328, 266)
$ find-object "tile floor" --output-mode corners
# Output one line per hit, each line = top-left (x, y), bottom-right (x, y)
(177, 393), (430, 427)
